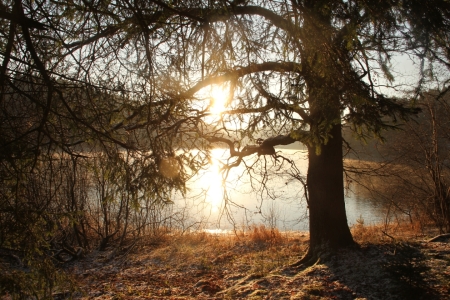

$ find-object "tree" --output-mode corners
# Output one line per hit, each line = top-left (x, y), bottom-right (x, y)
(2, 1), (449, 273)
(143, 0), (450, 261)
(133, 0), (422, 261)
(359, 90), (450, 233)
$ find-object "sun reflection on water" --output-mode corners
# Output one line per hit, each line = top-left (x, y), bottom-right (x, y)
(204, 161), (224, 212)
(177, 149), (384, 231)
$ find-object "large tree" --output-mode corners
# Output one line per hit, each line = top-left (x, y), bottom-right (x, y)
(2, 0), (450, 267)
(130, 0), (429, 260)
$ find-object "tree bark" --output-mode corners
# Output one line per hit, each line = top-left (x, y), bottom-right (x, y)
(306, 123), (355, 254)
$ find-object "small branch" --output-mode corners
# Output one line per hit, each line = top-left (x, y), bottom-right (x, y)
(0, 253), (23, 267)
(207, 134), (298, 159)
(254, 83), (311, 123)
(0, 10), (46, 30)
(382, 230), (396, 241)
(428, 233), (450, 243)
(260, 134), (296, 148)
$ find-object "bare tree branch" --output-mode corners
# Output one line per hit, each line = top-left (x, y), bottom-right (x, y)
(184, 61), (303, 97)
(207, 134), (297, 158)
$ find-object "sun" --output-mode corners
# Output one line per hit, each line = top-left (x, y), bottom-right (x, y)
(209, 85), (228, 115)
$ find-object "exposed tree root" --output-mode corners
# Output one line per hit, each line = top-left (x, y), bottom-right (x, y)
(289, 247), (320, 268)
(290, 242), (359, 269)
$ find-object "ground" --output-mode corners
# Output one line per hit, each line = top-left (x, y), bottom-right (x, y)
(63, 224), (449, 300)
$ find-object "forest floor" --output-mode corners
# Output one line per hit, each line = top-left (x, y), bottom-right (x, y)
(66, 223), (450, 300)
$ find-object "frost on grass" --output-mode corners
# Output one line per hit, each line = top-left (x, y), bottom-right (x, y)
(65, 226), (449, 299)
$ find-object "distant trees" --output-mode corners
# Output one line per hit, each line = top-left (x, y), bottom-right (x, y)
(1, 1), (450, 294)
(401, 91), (450, 232)
(356, 90), (450, 233)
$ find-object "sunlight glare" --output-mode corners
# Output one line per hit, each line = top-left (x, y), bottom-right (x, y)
(199, 148), (227, 212)
(205, 161), (224, 212)
(209, 86), (228, 115)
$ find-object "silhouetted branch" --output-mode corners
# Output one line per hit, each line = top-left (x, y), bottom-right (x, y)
(207, 134), (297, 159)
(0, 10), (46, 30)
(185, 61), (303, 97)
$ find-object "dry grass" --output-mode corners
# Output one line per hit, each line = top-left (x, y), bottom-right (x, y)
(237, 225), (284, 246)
(142, 227), (306, 274)
(351, 218), (442, 245)
(63, 223), (449, 299)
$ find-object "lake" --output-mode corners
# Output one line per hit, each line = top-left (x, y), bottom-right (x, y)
(173, 148), (385, 232)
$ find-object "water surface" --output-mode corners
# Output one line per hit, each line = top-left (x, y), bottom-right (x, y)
(174, 149), (384, 231)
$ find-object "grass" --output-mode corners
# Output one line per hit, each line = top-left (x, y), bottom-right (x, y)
(144, 225), (305, 276)
(351, 216), (441, 245)
(13, 222), (448, 299)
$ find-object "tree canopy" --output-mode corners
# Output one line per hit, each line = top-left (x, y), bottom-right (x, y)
(4, 0), (447, 157)
(2, 0), (449, 160)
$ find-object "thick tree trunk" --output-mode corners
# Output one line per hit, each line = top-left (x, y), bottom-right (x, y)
(306, 123), (354, 254)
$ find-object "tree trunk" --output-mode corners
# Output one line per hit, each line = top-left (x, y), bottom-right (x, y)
(306, 123), (354, 256)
